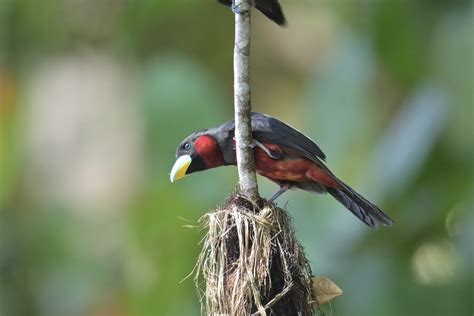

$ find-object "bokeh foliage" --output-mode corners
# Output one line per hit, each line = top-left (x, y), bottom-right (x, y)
(1, 1), (472, 315)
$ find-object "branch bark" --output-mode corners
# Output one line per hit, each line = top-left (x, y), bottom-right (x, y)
(233, 0), (259, 199)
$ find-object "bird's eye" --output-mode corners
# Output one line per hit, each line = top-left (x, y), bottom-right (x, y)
(183, 142), (191, 150)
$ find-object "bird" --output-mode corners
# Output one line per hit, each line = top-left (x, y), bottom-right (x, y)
(170, 112), (393, 228)
(217, 0), (286, 26)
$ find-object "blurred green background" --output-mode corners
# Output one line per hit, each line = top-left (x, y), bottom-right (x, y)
(0, 0), (472, 315)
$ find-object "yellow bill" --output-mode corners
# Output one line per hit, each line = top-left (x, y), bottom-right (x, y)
(170, 155), (192, 183)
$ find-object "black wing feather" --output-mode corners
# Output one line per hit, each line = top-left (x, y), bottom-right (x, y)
(250, 112), (326, 162)
(215, 112), (326, 164)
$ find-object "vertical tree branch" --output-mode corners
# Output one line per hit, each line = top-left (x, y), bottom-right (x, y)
(196, 3), (321, 315)
(233, 0), (259, 199)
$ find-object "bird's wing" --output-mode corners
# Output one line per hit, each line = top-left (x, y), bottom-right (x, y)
(250, 112), (327, 163)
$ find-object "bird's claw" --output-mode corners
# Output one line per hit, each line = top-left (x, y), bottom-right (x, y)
(231, 2), (241, 14)
(231, 0), (254, 14)
(268, 184), (292, 202)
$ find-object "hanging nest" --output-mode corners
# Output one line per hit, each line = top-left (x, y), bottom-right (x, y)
(194, 194), (315, 315)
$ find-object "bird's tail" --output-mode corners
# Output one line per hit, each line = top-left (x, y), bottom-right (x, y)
(217, 0), (286, 26)
(326, 182), (393, 228)
(255, 1), (286, 25)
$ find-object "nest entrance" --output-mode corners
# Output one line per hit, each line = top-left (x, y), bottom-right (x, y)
(195, 194), (315, 315)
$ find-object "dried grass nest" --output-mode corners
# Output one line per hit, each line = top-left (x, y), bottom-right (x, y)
(194, 194), (316, 315)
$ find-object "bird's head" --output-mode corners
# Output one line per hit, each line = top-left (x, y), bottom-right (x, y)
(170, 130), (226, 183)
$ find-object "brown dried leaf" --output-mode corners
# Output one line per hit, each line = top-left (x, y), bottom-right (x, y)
(311, 276), (343, 305)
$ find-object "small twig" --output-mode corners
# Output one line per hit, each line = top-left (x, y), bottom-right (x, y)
(251, 282), (294, 315)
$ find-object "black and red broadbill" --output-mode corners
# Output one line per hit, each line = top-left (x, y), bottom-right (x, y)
(170, 113), (393, 228)
(217, 0), (286, 26)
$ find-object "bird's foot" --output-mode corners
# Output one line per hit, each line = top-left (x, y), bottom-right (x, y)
(268, 184), (291, 202)
(231, 0), (254, 14)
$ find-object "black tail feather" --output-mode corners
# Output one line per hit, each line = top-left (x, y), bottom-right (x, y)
(327, 184), (393, 228)
(255, 0), (286, 25)
(217, 0), (286, 26)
